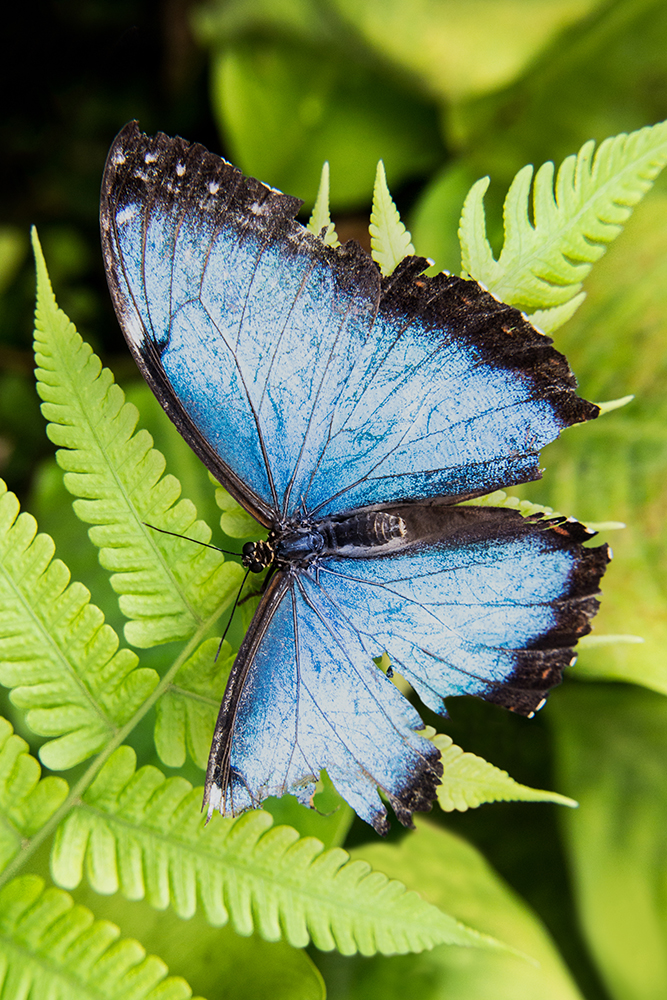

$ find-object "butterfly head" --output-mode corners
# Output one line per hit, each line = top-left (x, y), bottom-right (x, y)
(241, 538), (275, 573)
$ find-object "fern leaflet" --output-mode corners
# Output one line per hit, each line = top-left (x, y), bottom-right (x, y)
(32, 231), (243, 648)
(0, 717), (68, 872)
(215, 485), (261, 539)
(0, 875), (200, 999)
(432, 734), (576, 812)
(51, 748), (497, 956)
(370, 160), (415, 276)
(154, 638), (233, 769)
(306, 162), (340, 247)
(459, 120), (667, 331)
(0, 482), (157, 769)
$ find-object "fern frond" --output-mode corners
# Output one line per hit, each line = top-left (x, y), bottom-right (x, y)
(0, 875), (200, 999)
(306, 162), (340, 247)
(0, 482), (158, 769)
(459, 121), (667, 330)
(0, 717), (68, 872)
(432, 734), (576, 812)
(154, 638), (232, 769)
(32, 231), (244, 648)
(458, 488), (562, 520)
(370, 161), (415, 276)
(51, 748), (496, 956)
(459, 489), (626, 535)
(215, 485), (261, 539)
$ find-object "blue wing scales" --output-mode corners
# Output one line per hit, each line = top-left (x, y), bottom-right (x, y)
(205, 573), (441, 834)
(101, 124), (598, 524)
(205, 507), (608, 832)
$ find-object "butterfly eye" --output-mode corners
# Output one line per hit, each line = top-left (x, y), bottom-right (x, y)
(241, 540), (274, 573)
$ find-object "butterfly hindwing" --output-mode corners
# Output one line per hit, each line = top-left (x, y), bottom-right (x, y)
(204, 573), (442, 835)
(205, 506), (608, 832)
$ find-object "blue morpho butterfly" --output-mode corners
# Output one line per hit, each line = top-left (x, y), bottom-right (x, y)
(100, 123), (609, 835)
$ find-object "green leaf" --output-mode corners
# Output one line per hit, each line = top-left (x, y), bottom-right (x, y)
(458, 488), (562, 519)
(0, 875), (201, 1000)
(459, 121), (667, 321)
(52, 747), (494, 956)
(330, 0), (603, 103)
(369, 160), (415, 276)
(306, 162), (340, 247)
(322, 818), (585, 1000)
(551, 684), (667, 1000)
(66, 886), (326, 1000)
(595, 394), (635, 415)
(154, 638), (233, 770)
(432, 733), (576, 812)
(215, 486), (261, 539)
(205, 38), (442, 208)
(0, 716), (68, 872)
(32, 231), (244, 648)
(0, 480), (158, 769)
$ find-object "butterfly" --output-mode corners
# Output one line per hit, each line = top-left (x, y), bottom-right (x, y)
(100, 123), (609, 834)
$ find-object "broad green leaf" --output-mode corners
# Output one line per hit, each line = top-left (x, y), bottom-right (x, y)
(52, 747), (496, 955)
(66, 885), (326, 1000)
(32, 231), (244, 648)
(448, 1), (667, 166)
(432, 733), (576, 812)
(154, 638), (233, 769)
(551, 684), (667, 1000)
(0, 716), (68, 872)
(0, 875), (201, 1000)
(369, 161), (415, 276)
(193, 0), (336, 49)
(206, 39), (442, 208)
(459, 121), (667, 320)
(317, 817), (585, 999)
(331, 0), (603, 102)
(306, 162), (340, 247)
(0, 481), (158, 769)
(510, 189), (667, 693)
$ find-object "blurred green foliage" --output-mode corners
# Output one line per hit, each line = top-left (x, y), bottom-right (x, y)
(1, 0), (667, 998)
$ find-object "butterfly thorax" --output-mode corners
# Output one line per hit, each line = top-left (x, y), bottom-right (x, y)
(241, 511), (407, 573)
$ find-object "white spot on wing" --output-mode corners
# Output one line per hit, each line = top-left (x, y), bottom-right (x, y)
(208, 180), (220, 194)
(176, 162), (186, 177)
(116, 205), (137, 226)
(145, 151), (158, 163)
(121, 308), (145, 349)
(207, 784), (222, 819)
(112, 151), (126, 166)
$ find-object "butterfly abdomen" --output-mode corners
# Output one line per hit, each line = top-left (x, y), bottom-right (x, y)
(268, 511), (407, 567)
(319, 511), (407, 550)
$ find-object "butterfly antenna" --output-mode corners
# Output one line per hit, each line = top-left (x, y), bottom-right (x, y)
(144, 521), (241, 557)
(216, 566), (252, 659)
